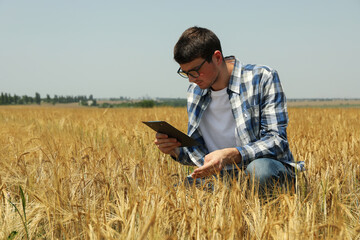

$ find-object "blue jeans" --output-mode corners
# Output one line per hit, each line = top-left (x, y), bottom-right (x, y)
(183, 158), (295, 192)
(242, 158), (295, 192)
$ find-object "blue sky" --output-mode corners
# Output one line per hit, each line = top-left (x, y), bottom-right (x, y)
(0, 0), (359, 99)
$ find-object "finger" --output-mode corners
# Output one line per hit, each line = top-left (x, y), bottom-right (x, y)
(156, 133), (168, 139)
(154, 138), (179, 145)
(158, 142), (180, 149)
(193, 162), (221, 178)
(193, 162), (212, 173)
(157, 142), (181, 154)
(193, 165), (205, 173)
(192, 170), (211, 179)
(192, 167), (213, 178)
(193, 169), (212, 177)
(159, 146), (177, 154)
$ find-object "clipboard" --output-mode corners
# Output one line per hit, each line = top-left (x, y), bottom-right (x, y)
(142, 121), (199, 147)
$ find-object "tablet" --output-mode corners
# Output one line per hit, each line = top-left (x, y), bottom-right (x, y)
(142, 121), (199, 147)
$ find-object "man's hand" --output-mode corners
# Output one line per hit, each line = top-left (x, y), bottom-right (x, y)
(154, 133), (181, 158)
(191, 148), (241, 179)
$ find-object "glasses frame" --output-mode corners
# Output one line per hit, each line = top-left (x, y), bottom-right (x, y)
(177, 59), (207, 79)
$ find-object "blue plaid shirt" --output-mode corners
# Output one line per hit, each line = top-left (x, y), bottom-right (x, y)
(175, 56), (301, 171)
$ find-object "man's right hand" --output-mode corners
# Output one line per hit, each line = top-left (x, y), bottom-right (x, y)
(154, 133), (181, 157)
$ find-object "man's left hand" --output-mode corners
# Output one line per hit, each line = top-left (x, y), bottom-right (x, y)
(191, 148), (241, 179)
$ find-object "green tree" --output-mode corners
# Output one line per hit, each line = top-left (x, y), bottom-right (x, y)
(8, 93), (14, 104)
(14, 94), (20, 104)
(138, 100), (155, 108)
(52, 95), (58, 105)
(35, 93), (41, 105)
(4, 93), (9, 104)
(22, 95), (29, 104)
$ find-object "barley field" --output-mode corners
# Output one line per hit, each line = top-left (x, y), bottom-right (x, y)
(0, 106), (359, 239)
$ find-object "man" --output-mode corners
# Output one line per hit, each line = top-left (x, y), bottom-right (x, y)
(154, 26), (304, 190)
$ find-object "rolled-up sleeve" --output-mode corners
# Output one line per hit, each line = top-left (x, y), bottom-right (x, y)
(236, 70), (291, 164)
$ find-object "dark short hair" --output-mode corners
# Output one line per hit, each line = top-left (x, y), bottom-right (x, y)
(174, 26), (222, 64)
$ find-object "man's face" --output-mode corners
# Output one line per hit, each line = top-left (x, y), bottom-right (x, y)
(179, 57), (218, 89)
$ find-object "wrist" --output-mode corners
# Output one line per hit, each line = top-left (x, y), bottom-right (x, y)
(223, 148), (241, 165)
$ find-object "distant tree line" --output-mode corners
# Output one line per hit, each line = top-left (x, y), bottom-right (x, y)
(0, 92), (186, 108)
(0, 92), (97, 106)
(100, 100), (156, 108)
(0, 92), (40, 105)
(98, 98), (187, 108)
(156, 98), (187, 107)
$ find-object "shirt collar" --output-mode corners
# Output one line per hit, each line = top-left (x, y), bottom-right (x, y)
(226, 56), (242, 95)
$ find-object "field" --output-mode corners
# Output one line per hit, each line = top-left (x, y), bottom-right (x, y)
(0, 106), (359, 239)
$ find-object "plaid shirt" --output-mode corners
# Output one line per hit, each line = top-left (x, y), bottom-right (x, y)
(175, 56), (304, 171)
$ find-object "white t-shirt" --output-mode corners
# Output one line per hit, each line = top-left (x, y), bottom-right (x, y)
(198, 88), (237, 152)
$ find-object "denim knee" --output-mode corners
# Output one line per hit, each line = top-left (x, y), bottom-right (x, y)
(245, 158), (295, 190)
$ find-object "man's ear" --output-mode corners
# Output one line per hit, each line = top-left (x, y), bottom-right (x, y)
(213, 50), (223, 65)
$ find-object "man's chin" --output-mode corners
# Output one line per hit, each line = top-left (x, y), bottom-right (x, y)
(196, 83), (207, 89)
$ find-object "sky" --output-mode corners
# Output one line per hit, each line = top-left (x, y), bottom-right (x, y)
(0, 0), (359, 99)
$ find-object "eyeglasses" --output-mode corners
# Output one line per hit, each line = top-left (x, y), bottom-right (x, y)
(177, 59), (207, 79)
